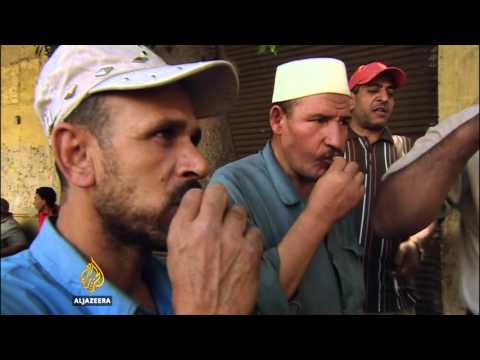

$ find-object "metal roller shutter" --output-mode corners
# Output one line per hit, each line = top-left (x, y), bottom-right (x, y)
(224, 45), (442, 314)
(224, 45), (438, 160)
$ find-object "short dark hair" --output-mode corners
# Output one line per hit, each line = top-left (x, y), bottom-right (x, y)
(55, 93), (112, 192)
(65, 93), (112, 145)
(272, 99), (299, 117)
(36, 187), (57, 207)
(1, 198), (10, 215)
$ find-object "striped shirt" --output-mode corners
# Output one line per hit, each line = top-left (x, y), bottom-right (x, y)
(345, 127), (413, 313)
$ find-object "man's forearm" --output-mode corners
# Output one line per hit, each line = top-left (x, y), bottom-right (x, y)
(375, 113), (479, 239)
(276, 157), (364, 299)
(277, 211), (331, 299)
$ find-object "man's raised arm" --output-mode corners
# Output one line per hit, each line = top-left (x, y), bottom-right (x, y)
(374, 105), (479, 240)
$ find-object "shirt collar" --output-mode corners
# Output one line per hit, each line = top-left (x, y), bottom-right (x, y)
(347, 126), (394, 144)
(261, 142), (303, 206)
(30, 219), (172, 315)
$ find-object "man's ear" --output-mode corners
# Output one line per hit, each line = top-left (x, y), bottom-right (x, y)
(350, 92), (357, 112)
(51, 123), (97, 188)
(269, 105), (287, 135)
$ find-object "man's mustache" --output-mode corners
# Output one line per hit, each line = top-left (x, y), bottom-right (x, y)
(322, 149), (343, 161)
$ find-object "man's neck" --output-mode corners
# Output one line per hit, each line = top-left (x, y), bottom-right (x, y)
(271, 138), (316, 200)
(350, 120), (383, 145)
(56, 192), (150, 299)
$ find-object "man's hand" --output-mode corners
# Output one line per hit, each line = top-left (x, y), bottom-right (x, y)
(306, 157), (364, 226)
(393, 221), (435, 280)
(167, 184), (263, 314)
(393, 239), (422, 280)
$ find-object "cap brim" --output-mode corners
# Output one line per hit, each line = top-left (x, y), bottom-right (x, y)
(89, 60), (239, 119)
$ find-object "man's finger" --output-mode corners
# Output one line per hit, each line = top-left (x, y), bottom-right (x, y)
(327, 156), (347, 172)
(394, 247), (405, 267)
(198, 184), (230, 223)
(174, 188), (203, 222)
(354, 171), (365, 186)
(245, 226), (264, 254)
(344, 161), (360, 177)
(359, 185), (365, 197)
(223, 205), (249, 236)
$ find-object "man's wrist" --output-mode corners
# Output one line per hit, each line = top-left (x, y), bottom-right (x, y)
(301, 208), (333, 234)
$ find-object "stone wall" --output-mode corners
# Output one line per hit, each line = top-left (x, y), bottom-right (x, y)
(438, 45), (479, 314)
(1, 45), (56, 239)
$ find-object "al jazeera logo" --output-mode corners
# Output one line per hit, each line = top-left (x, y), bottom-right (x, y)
(72, 257), (112, 306)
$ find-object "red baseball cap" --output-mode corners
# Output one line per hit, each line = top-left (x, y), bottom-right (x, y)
(349, 61), (407, 90)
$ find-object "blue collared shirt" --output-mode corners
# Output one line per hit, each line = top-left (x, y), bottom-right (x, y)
(210, 142), (365, 314)
(1, 219), (173, 315)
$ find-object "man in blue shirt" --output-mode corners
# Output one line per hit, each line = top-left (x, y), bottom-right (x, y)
(210, 58), (366, 314)
(1, 45), (263, 315)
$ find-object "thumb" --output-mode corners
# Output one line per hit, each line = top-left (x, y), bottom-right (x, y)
(328, 156), (347, 172)
(394, 243), (406, 268)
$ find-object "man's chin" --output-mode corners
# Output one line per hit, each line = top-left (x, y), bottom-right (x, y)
(367, 116), (389, 129)
(298, 168), (324, 183)
(148, 205), (179, 251)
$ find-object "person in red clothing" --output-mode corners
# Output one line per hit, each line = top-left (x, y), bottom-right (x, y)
(34, 187), (59, 229)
